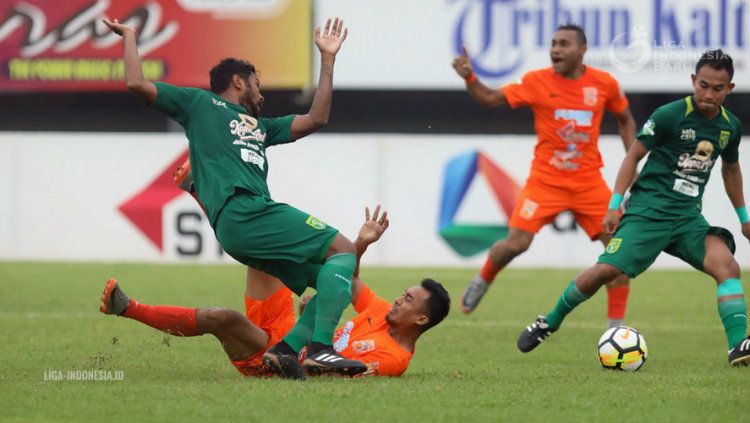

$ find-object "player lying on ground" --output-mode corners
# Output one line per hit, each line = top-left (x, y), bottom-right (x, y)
(103, 16), (364, 378)
(99, 206), (451, 378)
(516, 50), (750, 366)
(453, 24), (636, 328)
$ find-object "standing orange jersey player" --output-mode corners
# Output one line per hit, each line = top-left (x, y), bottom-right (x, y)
(452, 24), (637, 328)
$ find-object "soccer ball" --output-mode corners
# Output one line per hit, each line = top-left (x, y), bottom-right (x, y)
(597, 326), (648, 371)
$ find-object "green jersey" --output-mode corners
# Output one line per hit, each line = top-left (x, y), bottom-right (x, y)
(152, 82), (295, 226)
(629, 96), (741, 217)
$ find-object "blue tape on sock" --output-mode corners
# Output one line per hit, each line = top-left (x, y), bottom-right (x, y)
(718, 278), (744, 297)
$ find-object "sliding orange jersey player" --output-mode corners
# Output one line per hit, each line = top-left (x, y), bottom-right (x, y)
(453, 24), (637, 328)
(100, 201), (451, 379)
(246, 273), (430, 377)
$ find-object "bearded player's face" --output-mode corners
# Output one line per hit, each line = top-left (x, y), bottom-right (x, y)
(241, 73), (264, 117)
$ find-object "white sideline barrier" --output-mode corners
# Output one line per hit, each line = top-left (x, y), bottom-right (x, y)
(0, 132), (747, 270)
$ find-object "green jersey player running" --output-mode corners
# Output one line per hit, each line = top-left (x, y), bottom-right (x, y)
(517, 49), (750, 366)
(103, 17), (366, 379)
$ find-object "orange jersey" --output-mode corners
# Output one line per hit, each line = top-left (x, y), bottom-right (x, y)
(332, 284), (413, 377)
(501, 66), (628, 180)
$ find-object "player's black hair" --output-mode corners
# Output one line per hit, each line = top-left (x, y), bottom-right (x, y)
(695, 49), (734, 81)
(419, 278), (451, 333)
(556, 24), (587, 45)
(209, 58), (256, 94)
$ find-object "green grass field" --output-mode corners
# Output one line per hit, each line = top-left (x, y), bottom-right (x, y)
(1, 262), (747, 422)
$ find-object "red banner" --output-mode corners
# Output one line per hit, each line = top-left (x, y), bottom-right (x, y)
(0, 0), (311, 91)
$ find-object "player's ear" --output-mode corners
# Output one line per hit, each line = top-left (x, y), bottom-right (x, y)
(728, 82), (735, 93)
(415, 313), (429, 328)
(690, 74), (697, 85)
(232, 74), (245, 90)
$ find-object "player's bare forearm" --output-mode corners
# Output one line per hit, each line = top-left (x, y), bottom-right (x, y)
(466, 80), (507, 108)
(290, 55), (334, 140)
(103, 18), (157, 104)
(722, 161), (746, 207)
(615, 108), (636, 151)
(613, 140), (648, 195)
(291, 17), (347, 140)
(353, 237), (368, 278)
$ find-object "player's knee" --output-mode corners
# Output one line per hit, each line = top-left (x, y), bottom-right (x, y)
(198, 308), (243, 331)
(710, 259), (740, 282)
(327, 234), (356, 256)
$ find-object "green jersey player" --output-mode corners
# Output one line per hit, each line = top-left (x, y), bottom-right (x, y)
(516, 49), (750, 366)
(103, 17), (366, 379)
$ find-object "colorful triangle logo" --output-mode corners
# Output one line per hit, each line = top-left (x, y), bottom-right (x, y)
(438, 150), (521, 257)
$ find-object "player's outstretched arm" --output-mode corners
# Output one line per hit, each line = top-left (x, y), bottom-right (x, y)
(102, 18), (157, 104)
(721, 160), (750, 241)
(452, 45), (507, 108)
(603, 140), (649, 234)
(613, 107), (637, 152)
(351, 205), (389, 304)
(290, 17), (348, 141)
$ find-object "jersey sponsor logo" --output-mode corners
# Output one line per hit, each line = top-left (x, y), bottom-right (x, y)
(677, 140), (715, 174)
(334, 321), (354, 352)
(550, 149), (584, 171)
(672, 179), (699, 197)
(305, 215), (327, 230)
(556, 121), (590, 144)
(352, 340), (376, 354)
(230, 114), (266, 143)
(233, 140), (259, 151)
(553, 109), (593, 127)
(719, 131), (731, 149)
(680, 128), (696, 141)
(639, 119), (655, 137)
(606, 238), (622, 254)
(240, 148), (265, 170)
(582, 87), (598, 107)
(519, 198), (538, 219)
(211, 98), (227, 109)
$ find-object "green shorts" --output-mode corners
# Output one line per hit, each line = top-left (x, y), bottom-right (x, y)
(214, 192), (338, 295)
(597, 211), (735, 278)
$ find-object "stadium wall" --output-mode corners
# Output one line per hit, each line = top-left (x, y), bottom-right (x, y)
(1, 132), (747, 269)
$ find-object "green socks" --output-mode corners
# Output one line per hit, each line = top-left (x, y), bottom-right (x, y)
(717, 278), (747, 350)
(281, 253), (356, 352)
(545, 280), (591, 330)
(312, 253), (355, 345)
(283, 295), (317, 352)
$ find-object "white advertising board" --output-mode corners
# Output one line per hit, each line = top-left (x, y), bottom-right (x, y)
(1, 132), (747, 270)
(313, 0), (750, 92)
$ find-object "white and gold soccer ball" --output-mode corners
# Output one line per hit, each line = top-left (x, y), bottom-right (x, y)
(597, 326), (648, 371)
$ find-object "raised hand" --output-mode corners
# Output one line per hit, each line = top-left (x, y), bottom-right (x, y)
(315, 17), (348, 56)
(102, 18), (135, 37)
(357, 205), (389, 246)
(452, 45), (474, 78)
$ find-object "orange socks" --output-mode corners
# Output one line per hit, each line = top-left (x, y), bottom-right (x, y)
(606, 285), (630, 320)
(479, 257), (501, 283)
(123, 300), (201, 336)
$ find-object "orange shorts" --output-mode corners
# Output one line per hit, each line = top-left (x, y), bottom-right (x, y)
(508, 172), (612, 240)
(230, 287), (296, 377)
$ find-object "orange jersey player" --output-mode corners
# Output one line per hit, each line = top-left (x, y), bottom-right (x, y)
(99, 206), (450, 379)
(452, 24), (637, 328)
